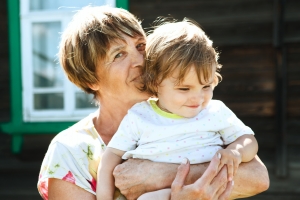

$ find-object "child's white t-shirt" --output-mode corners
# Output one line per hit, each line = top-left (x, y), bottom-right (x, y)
(108, 99), (254, 164)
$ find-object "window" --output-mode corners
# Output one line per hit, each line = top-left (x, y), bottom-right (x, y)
(21, 0), (116, 122)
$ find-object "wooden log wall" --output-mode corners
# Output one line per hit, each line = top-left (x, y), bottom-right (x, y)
(0, 0), (10, 122)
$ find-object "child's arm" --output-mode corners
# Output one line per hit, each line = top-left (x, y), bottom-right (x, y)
(226, 134), (258, 162)
(96, 147), (125, 200)
(217, 134), (258, 181)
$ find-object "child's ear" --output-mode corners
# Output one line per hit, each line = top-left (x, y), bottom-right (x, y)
(88, 83), (100, 91)
(154, 85), (159, 97)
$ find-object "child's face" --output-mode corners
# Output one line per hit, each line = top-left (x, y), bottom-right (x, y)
(157, 66), (214, 118)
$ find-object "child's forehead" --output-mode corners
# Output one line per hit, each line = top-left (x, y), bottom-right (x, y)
(168, 66), (215, 85)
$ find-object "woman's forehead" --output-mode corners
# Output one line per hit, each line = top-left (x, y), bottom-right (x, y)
(109, 35), (146, 49)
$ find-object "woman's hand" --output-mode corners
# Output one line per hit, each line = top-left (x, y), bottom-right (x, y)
(113, 159), (178, 199)
(171, 155), (234, 200)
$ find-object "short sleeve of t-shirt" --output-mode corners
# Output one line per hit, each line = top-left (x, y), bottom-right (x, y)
(216, 101), (254, 145)
(107, 111), (141, 151)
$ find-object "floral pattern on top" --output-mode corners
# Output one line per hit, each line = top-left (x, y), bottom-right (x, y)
(37, 111), (126, 200)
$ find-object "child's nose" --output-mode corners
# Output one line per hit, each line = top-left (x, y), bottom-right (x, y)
(191, 91), (203, 102)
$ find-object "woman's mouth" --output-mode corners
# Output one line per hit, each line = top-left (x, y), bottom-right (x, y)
(131, 75), (142, 83)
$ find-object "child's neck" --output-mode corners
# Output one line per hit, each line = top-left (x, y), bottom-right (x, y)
(157, 100), (172, 113)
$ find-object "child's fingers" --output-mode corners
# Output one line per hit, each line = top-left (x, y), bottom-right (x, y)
(217, 153), (223, 172)
(227, 161), (234, 181)
(233, 160), (240, 177)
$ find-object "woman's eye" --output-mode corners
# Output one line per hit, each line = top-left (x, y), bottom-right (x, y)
(112, 51), (127, 62)
(113, 52), (127, 61)
(115, 52), (124, 59)
(137, 43), (146, 51)
(203, 85), (211, 89)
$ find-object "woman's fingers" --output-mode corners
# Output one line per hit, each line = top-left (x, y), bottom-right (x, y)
(194, 153), (221, 186)
(210, 166), (233, 199)
(171, 158), (190, 192)
(218, 180), (234, 200)
(171, 155), (233, 200)
(215, 181), (228, 199)
(211, 165), (228, 192)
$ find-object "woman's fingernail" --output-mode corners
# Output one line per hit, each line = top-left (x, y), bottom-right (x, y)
(218, 153), (221, 159)
(232, 180), (235, 186)
(181, 158), (188, 164)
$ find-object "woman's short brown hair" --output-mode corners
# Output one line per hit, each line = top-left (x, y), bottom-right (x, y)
(59, 6), (145, 97)
(142, 18), (222, 96)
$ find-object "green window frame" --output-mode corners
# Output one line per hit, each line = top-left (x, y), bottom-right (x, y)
(1, 0), (128, 153)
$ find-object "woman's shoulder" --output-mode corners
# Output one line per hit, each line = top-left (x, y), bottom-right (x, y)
(132, 99), (153, 107)
(39, 111), (104, 197)
(205, 100), (235, 119)
(128, 99), (154, 113)
(205, 100), (228, 113)
(50, 111), (103, 150)
(207, 99), (225, 109)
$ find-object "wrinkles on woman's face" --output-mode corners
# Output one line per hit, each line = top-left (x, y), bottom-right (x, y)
(96, 35), (149, 104)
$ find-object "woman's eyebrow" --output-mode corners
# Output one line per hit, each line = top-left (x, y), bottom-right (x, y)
(108, 44), (125, 56)
(136, 37), (146, 42)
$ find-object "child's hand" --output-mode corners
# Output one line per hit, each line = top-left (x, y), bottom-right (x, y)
(216, 149), (242, 181)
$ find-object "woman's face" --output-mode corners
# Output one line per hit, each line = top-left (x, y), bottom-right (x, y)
(94, 35), (150, 105)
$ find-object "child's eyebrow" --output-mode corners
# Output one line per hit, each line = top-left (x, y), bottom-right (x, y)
(178, 80), (214, 87)
(176, 84), (191, 87)
(201, 76), (215, 85)
(207, 80), (214, 84)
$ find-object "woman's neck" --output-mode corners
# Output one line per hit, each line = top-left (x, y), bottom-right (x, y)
(93, 97), (136, 144)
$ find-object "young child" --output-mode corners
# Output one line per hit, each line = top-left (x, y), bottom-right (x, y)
(96, 19), (258, 200)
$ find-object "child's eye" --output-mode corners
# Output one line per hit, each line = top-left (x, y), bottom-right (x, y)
(178, 88), (189, 91)
(203, 85), (211, 89)
(137, 43), (146, 51)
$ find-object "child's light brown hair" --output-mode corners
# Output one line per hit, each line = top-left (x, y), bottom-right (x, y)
(59, 6), (145, 98)
(142, 18), (222, 96)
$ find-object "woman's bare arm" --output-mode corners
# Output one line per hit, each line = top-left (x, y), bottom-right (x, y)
(113, 155), (269, 199)
(229, 155), (269, 199)
(48, 178), (96, 200)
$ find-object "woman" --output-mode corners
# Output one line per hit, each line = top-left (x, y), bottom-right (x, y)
(37, 6), (269, 200)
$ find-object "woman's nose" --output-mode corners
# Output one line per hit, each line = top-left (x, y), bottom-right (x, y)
(131, 49), (145, 68)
